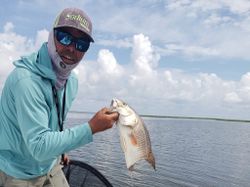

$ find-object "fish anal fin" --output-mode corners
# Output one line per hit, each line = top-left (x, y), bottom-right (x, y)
(147, 151), (156, 170)
(128, 165), (135, 171)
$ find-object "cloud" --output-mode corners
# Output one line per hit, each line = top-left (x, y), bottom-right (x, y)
(224, 92), (242, 103)
(4, 0), (250, 62)
(158, 43), (219, 58)
(166, 0), (250, 14)
(132, 34), (160, 74)
(97, 38), (132, 48)
(34, 29), (49, 49)
(73, 33), (250, 119)
(237, 73), (250, 103)
(1, 21), (250, 119)
(0, 22), (48, 89)
(222, 0), (250, 14)
(4, 22), (14, 32)
(86, 0), (250, 61)
(203, 13), (233, 27)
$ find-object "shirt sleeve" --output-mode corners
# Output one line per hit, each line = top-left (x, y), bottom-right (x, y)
(14, 78), (93, 161)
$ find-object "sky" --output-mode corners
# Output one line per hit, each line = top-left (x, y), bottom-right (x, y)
(1, 0), (250, 120)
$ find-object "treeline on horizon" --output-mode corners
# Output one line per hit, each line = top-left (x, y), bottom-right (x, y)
(68, 111), (250, 123)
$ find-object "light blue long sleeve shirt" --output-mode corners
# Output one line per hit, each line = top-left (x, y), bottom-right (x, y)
(0, 43), (93, 179)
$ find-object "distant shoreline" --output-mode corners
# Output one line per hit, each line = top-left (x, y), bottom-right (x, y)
(68, 111), (250, 123)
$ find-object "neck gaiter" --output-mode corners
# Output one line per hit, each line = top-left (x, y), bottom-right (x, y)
(47, 30), (80, 90)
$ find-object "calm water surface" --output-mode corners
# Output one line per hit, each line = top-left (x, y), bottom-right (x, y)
(65, 115), (250, 187)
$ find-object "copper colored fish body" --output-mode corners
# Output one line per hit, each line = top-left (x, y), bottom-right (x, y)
(110, 98), (155, 171)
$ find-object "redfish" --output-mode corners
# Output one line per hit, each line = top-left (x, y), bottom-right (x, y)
(110, 98), (155, 171)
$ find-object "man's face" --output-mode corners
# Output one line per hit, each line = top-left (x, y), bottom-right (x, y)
(54, 27), (90, 65)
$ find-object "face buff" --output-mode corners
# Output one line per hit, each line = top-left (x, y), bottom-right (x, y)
(47, 30), (80, 90)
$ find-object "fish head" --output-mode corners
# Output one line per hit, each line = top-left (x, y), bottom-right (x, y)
(110, 98), (123, 110)
(110, 98), (138, 127)
(110, 98), (131, 115)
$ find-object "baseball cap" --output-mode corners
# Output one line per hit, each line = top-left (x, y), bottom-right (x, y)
(53, 8), (94, 42)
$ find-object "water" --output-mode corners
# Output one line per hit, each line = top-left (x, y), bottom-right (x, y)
(65, 115), (250, 187)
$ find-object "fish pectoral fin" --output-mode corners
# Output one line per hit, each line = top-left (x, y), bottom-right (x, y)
(129, 132), (138, 146)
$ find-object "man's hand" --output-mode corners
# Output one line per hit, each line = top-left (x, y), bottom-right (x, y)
(88, 107), (119, 134)
(60, 154), (70, 166)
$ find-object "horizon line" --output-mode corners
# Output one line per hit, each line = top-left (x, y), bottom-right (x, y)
(68, 111), (250, 123)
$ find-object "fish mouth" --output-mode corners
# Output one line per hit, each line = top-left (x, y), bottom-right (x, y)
(111, 98), (118, 107)
(110, 99), (117, 112)
(111, 98), (126, 107)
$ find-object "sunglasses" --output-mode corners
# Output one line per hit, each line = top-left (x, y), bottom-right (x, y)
(54, 29), (90, 52)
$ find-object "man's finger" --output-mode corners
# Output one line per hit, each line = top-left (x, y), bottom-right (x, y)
(108, 111), (119, 120)
(105, 110), (117, 115)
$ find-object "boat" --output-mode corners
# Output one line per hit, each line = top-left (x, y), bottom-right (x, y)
(62, 160), (113, 187)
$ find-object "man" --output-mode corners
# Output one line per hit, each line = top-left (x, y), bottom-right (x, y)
(0, 8), (118, 187)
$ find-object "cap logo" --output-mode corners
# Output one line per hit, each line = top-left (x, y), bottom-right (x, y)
(66, 14), (90, 32)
